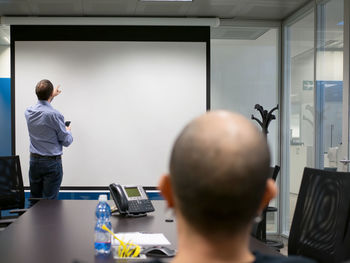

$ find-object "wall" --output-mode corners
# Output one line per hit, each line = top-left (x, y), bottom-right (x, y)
(0, 45), (11, 156)
(211, 29), (279, 164)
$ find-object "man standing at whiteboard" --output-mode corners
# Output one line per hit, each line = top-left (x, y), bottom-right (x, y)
(25, 79), (73, 206)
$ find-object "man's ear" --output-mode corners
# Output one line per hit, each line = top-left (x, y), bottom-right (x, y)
(48, 92), (54, 103)
(158, 174), (175, 208)
(258, 178), (277, 212)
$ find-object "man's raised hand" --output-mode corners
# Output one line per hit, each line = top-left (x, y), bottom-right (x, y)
(53, 85), (62, 97)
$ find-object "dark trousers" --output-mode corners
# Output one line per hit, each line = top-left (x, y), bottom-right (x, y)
(29, 157), (63, 207)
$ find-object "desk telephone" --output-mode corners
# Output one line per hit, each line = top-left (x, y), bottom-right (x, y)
(109, 184), (155, 216)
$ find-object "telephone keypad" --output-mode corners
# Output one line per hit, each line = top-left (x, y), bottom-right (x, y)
(128, 199), (154, 214)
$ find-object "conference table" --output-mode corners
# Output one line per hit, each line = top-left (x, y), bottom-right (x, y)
(0, 200), (281, 263)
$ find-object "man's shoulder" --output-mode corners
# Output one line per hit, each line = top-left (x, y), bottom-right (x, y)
(47, 107), (62, 116)
(25, 105), (62, 121)
(25, 104), (36, 113)
(25, 102), (60, 114)
(254, 252), (316, 263)
(39, 105), (62, 118)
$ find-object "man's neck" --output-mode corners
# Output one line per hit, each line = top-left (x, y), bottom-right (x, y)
(172, 217), (254, 263)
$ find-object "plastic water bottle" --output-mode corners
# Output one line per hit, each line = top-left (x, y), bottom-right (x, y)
(95, 194), (111, 219)
(94, 195), (112, 255)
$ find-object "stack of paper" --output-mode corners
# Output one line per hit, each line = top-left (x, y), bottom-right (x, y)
(111, 232), (171, 246)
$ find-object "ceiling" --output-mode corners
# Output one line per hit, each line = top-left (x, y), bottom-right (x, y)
(0, 0), (311, 45)
(0, 0), (310, 20)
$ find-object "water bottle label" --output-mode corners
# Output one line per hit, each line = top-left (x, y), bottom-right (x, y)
(94, 242), (111, 254)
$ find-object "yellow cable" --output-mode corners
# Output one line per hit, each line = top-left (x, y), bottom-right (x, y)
(102, 224), (141, 258)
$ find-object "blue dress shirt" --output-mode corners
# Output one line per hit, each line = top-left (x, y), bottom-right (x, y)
(25, 100), (73, 156)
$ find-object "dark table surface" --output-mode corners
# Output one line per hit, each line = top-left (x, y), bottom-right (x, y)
(0, 200), (280, 263)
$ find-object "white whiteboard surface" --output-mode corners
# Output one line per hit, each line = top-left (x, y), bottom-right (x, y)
(15, 41), (206, 186)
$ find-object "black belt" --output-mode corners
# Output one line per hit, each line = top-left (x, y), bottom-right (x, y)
(30, 153), (61, 160)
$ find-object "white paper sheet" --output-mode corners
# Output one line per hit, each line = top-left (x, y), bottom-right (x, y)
(112, 232), (171, 246)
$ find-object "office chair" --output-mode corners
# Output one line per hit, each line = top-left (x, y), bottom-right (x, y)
(288, 167), (350, 263)
(252, 165), (283, 249)
(0, 156), (26, 228)
(265, 166), (283, 249)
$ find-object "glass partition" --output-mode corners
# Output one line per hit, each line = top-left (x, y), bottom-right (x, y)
(284, 10), (315, 233)
(283, 0), (345, 235)
(316, 0), (344, 170)
(211, 27), (279, 233)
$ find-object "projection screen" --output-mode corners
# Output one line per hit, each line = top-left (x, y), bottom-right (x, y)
(14, 39), (207, 187)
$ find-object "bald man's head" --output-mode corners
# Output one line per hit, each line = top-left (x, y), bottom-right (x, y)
(169, 111), (270, 237)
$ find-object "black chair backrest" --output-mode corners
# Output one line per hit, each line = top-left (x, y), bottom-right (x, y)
(288, 167), (350, 263)
(251, 165), (280, 241)
(0, 156), (25, 211)
(269, 165), (280, 182)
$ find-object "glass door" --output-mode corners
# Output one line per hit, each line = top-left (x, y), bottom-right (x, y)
(283, 8), (315, 234)
(282, 0), (348, 235)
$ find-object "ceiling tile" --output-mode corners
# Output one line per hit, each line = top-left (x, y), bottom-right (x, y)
(28, 0), (83, 16)
(82, 0), (137, 16)
(211, 26), (269, 40)
(135, 2), (190, 16)
(0, 0), (312, 20)
(237, 0), (309, 19)
(0, 0), (33, 16)
(187, 0), (240, 18)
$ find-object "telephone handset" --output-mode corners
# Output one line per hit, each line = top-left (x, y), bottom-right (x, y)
(109, 183), (155, 216)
